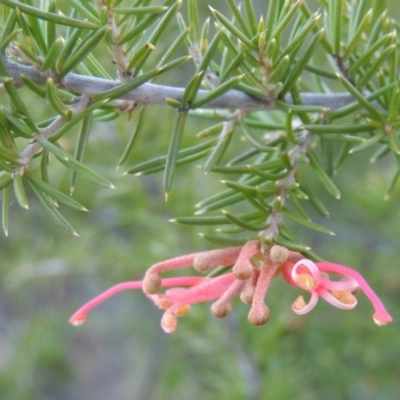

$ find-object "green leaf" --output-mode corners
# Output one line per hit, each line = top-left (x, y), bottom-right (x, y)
(196, 179), (254, 208)
(137, 150), (210, 175)
(370, 143), (390, 163)
(202, 122), (234, 172)
(90, 67), (164, 102)
(45, 78), (70, 118)
(269, 55), (291, 83)
(0, 29), (21, 53)
(40, 37), (63, 71)
(242, 0), (258, 35)
(124, 139), (215, 175)
(2, 185), (10, 236)
(283, 207), (335, 235)
(329, 0), (342, 54)
(191, 75), (244, 109)
(343, 9), (372, 60)
(0, 0), (99, 29)
(157, 28), (189, 67)
(275, 11), (321, 66)
(188, 0), (200, 42)
(264, 0), (281, 42)
(302, 123), (376, 134)
(64, 0), (101, 24)
(56, 28), (82, 73)
(127, 43), (156, 73)
(25, 170), (88, 212)
(183, 30), (224, 105)
(0, 58), (37, 133)
(195, 192), (245, 215)
(384, 169), (400, 200)
(29, 183), (79, 236)
(248, 166), (289, 181)
(59, 26), (109, 77)
(47, 99), (108, 143)
(209, 6), (257, 50)
(0, 8), (17, 50)
(272, 0), (302, 40)
(322, 134), (366, 143)
(70, 113), (92, 193)
(388, 130), (400, 155)
(273, 235), (311, 252)
(13, 174), (29, 209)
(40, 151), (50, 184)
(304, 63), (338, 80)
(0, 143), (21, 166)
(22, 0), (47, 54)
(222, 210), (269, 231)
(0, 172), (13, 191)
(182, 71), (205, 107)
(164, 111), (187, 198)
(226, 0), (252, 39)
(172, 215), (232, 226)
(37, 136), (115, 188)
(219, 52), (243, 83)
(132, 1), (181, 72)
(196, 123), (224, 138)
(336, 74), (384, 122)
(222, 179), (277, 198)
(307, 150), (341, 199)
(113, 6), (168, 15)
(241, 124), (278, 153)
(328, 84), (394, 120)
(199, 233), (248, 246)
(299, 3), (332, 53)
(46, 0), (57, 46)
(119, 8), (167, 44)
(280, 29), (324, 95)
(117, 107), (146, 167)
(356, 45), (396, 87)
(349, 133), (385, 154)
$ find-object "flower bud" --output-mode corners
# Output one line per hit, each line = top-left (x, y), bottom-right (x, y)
(161, 313), (177, 333)
(248, 303), (269, 326)
(142, 272), (162, 294)
(240, 285), (255, 305)
(269, 245), (289, 264)
(233, 261), (253, 280)
(193, 254), (217, 273)
(211, 301), (232, 318)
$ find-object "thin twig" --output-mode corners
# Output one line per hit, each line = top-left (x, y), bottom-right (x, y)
(3, 57), (358, 111)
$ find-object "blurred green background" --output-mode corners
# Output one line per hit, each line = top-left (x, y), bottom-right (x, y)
(1, 1), (400, 399)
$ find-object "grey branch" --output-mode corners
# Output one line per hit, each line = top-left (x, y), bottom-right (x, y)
(4, 57), (356, 111)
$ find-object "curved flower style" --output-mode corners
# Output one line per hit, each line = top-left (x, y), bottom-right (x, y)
(69, 242), (393, 333)
(69, 276), (206, 332)
(281, 259), (393, 326)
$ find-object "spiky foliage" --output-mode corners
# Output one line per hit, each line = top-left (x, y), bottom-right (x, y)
(0, 0), (398, 256)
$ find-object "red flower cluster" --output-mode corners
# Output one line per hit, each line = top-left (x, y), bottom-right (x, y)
(69, 241), (393, 333)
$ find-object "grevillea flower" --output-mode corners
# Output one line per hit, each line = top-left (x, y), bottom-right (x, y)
(281, 259), (393, 326)
(69, 242), (393, 333)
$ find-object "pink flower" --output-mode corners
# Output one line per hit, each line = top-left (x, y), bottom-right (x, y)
(69, 242), (393, 334)
(69, 243), (279, 333)
(282, 259), (393, 326)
